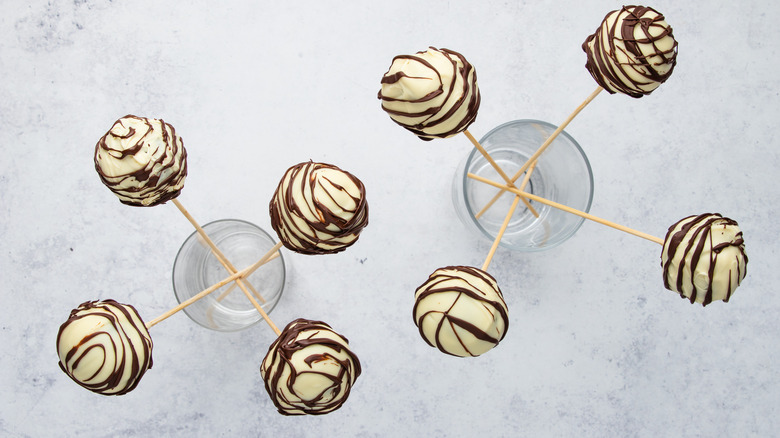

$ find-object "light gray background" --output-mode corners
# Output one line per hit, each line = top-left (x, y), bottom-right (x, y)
(2, 1), (778, 437)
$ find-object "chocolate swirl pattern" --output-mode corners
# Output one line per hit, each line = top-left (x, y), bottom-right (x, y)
(413, 266), (509, 357)
(661, 213), (748, 306)
(260, 318), (362, 416)
(378, 47), (481, 141)
(269, 161), (369, 255)
(56, 299), (153, 395)
(583, 5), (677, 98)
(94, 115), (188, 207)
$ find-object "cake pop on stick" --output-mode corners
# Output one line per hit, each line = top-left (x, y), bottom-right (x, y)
(471, 176), (750, 305)
(414, 266), (509, 357)
(479, 5), (678, 213)
(260, 318), (362, 415)
(378, 47), (537, 216)
(57, 299), (153, 395)
(270, 161), (369, 255)
(95, 115), (274, 328)
(94, 116), (262, 298)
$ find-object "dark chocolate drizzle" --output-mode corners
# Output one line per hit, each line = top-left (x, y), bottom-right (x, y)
(269, 161), (369, 255)
(583, 6), (678, 98)
(378, 47), (481, 140)
(56, 299), (153, 396)
(261, 318), (361, 416)
(661, 213), (748, 306)
(413, 266), (508, 357)
(94, 115), (188, 207)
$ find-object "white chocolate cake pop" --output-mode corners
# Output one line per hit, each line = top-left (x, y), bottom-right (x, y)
(94, 115), (187, 206)
(583, 5), (678, 98)
(56, 299), (153, 395)
(413, 266), (509, 357)
(260, 318), (362, 416)
(661, 213), (748, 306)
(269, 161), (369, 255)
(378, 47), (481, 141)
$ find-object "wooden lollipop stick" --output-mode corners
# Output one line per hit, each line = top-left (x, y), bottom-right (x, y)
(146, 241), (284, 330)
(146, 265), (253, 329)
(463, 130), (539, 218)
(231, 241), (284, 335)
(477, 86), (604, 214)
(207, 248), (284, 331)
(464, 129), (517, 185)
(171, 197), (283, 335)
(512, 86), (603, 180)
(482, 194), (522, 271)
(238, 281), (279, 335)
(468, 173), (664, 245)
(480, 161), (539, 269)
(171, 198), (265, 304)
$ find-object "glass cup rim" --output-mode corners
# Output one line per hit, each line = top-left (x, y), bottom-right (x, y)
(460, 119), (595, 252)
(171, 218), (286, 331)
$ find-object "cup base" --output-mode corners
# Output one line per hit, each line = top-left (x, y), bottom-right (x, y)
(465, 147), (545, 237)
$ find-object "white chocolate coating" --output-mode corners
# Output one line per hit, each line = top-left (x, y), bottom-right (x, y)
(94, 115), (187, 206)
(378, 47), (480, 140)
(260, 318), (361, 416)
(56, 299), (153, 395)
(583, 6), (677, 97)
(269, 161), (368, 255)
(662, 213), (748, 306)
(413, 266), (509, 357)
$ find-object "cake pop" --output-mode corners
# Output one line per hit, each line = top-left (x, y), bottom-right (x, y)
(94, 115), (187, 206)
(56, 299), (153, 395)
(270, 161), (369, 255)
(413, 266), (509, 357)
(260, 318), (361, 415)
(662, 213), (748, 306)
(583, 5), (678, 98)
(378, 47), (480, 141)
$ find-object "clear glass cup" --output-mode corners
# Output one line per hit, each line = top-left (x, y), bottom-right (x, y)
(452, 119), (594, 251)
(172, 219), (286, 331)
